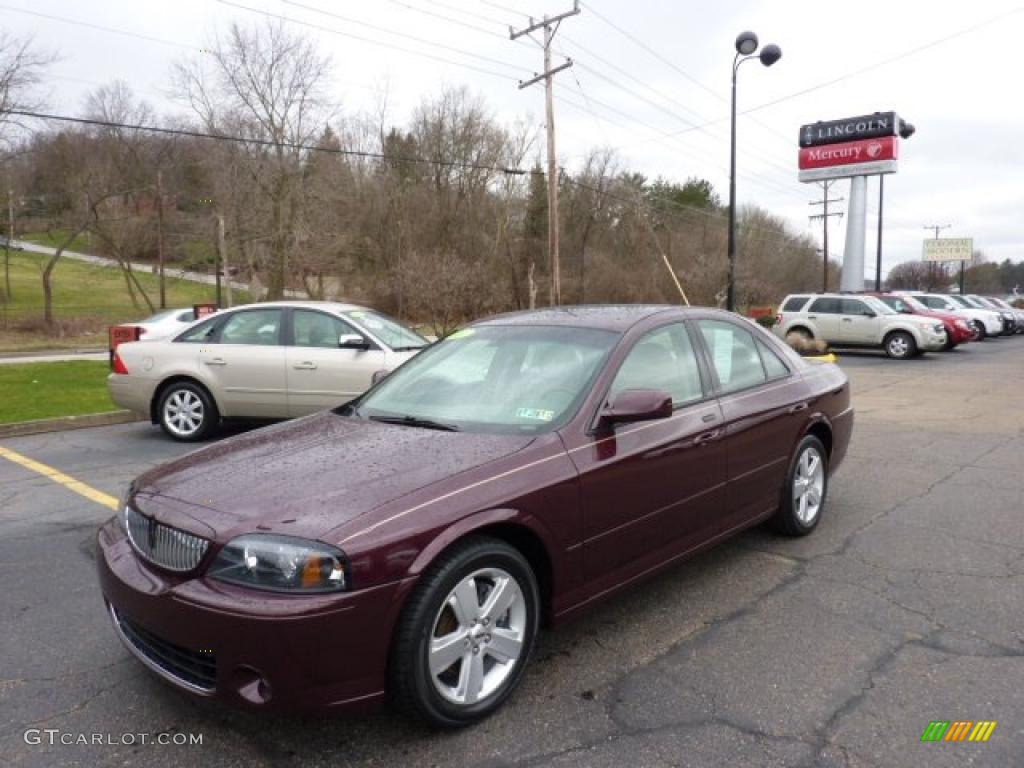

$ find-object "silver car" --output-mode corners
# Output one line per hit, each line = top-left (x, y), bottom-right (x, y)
(108, 301), (429, 440)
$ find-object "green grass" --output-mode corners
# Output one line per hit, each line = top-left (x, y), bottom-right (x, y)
(0, 249), (249, 352)
(0, 361), (115, 424)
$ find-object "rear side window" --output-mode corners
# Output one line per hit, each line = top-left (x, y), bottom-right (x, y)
(756, 339), (790, 379)
(177, 317), (218, 343)
(808, 297), (840, 313)
(218, 309), (283, 346)
(782, 296), (809, 312)
(697, 320), (767, 395)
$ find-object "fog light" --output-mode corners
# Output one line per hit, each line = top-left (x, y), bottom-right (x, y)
(232, 666), (272, 705)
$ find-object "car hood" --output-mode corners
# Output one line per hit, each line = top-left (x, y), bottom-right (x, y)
(131, 412), (536, 542)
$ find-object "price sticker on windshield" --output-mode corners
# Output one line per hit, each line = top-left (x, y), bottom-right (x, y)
(516, 407), (554, 422)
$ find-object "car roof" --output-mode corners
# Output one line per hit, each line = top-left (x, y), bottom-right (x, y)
(476, 304), (735, 332)
(217, 300), (369, 313)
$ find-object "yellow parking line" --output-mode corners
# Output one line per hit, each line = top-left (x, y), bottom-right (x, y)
(0, 445), (119, 511)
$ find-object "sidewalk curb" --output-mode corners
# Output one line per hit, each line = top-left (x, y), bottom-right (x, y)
(0, 410), (144, 438)
(0, 348), (107, 360)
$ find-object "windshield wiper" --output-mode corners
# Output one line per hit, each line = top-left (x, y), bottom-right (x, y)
(391, 345), (426, 351)
(368, 414), (460, 431)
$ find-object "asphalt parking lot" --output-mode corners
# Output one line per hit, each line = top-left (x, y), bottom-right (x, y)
(2, 338), (1023, 767)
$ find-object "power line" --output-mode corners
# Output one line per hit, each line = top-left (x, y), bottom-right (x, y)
(217, 0), (525, 80)
(0, 4), (194, 50)
(277, 0), (527, 72)
(7, 109), (531, 175)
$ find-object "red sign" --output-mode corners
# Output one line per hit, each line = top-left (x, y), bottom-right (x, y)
(798, 135), (897, 170)
(108, 325), (142, 369)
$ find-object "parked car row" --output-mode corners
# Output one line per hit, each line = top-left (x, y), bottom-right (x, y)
(774, 291), (1022, 359)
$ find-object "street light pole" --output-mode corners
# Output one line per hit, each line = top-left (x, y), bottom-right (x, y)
(726, 32), (781, 312)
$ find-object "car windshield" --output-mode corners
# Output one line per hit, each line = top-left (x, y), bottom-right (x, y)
(880, 296), (911, 313)
(970, 297), (994, 308)
(344, 310), (428, 350)
(348, 325), (619, 434)
(862, 296), (895, 315)
(948, 295), (972, 308)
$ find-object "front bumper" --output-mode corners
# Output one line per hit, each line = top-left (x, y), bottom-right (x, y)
(96, 517), (414, 713)
(919, 330), (948, 351)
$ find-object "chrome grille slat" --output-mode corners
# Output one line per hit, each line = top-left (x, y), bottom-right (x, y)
(124, 505), (209, 572)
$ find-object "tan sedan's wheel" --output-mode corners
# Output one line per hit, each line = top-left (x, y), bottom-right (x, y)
(772, 435), (828, 537)
(157, 382), (218, 441)
(391, 536), (539, 727)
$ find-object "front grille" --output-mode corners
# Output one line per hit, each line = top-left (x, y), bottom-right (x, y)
(110, 606), (217, 694)
(124, 505), (209, 572)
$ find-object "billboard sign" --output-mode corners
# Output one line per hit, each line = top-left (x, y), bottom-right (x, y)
(799, 136), (897, 170)
(799, 111), (898, 148)
(923, 237), (973, 262)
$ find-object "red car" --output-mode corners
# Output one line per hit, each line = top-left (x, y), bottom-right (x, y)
(97, 306), (853, 726)
(869, 293), (975, 348)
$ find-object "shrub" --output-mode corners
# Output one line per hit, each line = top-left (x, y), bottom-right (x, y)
(755, 314), (777, 328)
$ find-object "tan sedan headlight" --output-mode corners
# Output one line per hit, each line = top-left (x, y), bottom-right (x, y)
(208, 534), (348, 592)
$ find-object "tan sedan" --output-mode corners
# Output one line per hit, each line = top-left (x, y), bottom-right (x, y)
(108, 301), (428, 440)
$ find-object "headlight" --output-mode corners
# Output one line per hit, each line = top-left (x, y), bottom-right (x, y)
(207, 534), (348, 592)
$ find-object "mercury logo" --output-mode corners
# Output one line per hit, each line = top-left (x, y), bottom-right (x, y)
(866, 141), (883, 158)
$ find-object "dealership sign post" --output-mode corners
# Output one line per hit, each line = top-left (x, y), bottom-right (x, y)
(798, 111), (912, 292)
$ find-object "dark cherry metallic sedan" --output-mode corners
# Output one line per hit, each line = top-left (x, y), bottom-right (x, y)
(97, 306), (853, 726)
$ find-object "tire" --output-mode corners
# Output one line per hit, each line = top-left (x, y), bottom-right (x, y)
(972, 321), (987, 341)
(772, 435), (828, 537)
(884, 331), (916, 359)
(156, 381), (219, 441)
(390, 536), (540, 727)
(787, 326), (813, 341)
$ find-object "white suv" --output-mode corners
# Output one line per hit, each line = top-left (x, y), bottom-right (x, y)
(775, 293), (948, 359)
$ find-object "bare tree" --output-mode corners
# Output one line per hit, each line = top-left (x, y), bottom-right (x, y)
(172, 20), (334, 299)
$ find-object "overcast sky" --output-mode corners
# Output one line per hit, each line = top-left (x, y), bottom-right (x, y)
(4, 0), (1022, 277)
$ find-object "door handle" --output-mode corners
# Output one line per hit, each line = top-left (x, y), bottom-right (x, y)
(807, 315), (817, 320)
(204, 357), (226, 366)
(292, 362), (318, 370)
(841, 317), (853, 323)
(693, 429), (721, 447)
(788, 402), (808, 414)
(701, 412), (717, 423)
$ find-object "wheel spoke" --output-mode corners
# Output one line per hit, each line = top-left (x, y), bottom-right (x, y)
(806, 454), (820, 478)
(807, 486), (821, 506)
(429, 631), (468, 676)
(458, 648), (486, 704)
(449, 578), (479, 627)
(480, 576), (516, 623)
(486, 627), (522, 664)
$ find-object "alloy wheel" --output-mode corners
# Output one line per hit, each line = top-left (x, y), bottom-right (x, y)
(162, 389), (205, 438)
(792, 445), (825, 525)
(428, 567), (526, 706)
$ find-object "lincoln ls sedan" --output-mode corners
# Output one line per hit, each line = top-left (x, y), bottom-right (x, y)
(97, 305), (853, 727)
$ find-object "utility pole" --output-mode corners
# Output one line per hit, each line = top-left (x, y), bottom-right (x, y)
(4, 188), (13, 300)
(156, 170), (166, 309)
(511, 1), (580, 306)
(809, 180), (843, 292)
(215, 213), (230, 308)
(924, 224), (951, 292)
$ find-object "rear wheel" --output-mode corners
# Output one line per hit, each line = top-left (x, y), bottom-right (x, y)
(772, 435), (828, 537)
(157, 381), (218, 441)
(884, 331), (916, 359)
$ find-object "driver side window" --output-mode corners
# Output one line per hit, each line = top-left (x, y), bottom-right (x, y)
(609, 324), (703, 406)
(293, 310), (356, 349)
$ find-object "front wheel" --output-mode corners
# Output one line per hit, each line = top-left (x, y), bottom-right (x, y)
(772, 435), (828, 537)
(884, 331), (916, 359)
(390, 537), (540, 727)
(972, 320), (987, 341)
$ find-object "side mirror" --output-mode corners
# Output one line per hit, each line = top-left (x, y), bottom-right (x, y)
(370, 369), (390, 385)
(598, 389), (673, 428)
(862, 309), (876, 317)
(339, 333), (370, 350)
